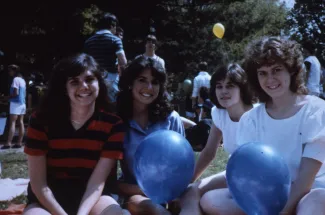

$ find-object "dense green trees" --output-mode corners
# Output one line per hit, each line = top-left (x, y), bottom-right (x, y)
(287, 0), (325, 64)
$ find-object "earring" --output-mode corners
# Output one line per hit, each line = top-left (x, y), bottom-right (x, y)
(128, 86), (132, 90)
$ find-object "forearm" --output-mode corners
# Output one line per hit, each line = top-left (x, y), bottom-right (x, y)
(281, 180), (311, 214)
(33, 186), (67, 215)
(117, 182), (144, 196)
(77, 183), (105, 215)
(192, 149), (216, 182)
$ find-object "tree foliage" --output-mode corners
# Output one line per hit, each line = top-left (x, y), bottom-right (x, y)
(287, 0), (325, 64)
(152, 0), (288, 80)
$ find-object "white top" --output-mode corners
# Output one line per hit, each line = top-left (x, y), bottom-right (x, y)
(237, 96), (325, 187)
(211, 106), (239, 155)
(211, 103), (260, 155)
(10, 77), (26, 104)
(192, 72), (211, 97)
(136, 54), (165, 69)
(305, 56), (321, 94)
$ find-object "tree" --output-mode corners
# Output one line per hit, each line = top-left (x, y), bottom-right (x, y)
(287, 0), (325, 64)
(152, 0), (288, 80)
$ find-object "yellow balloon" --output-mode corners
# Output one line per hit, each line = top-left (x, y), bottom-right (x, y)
(213, 23), (225, 39)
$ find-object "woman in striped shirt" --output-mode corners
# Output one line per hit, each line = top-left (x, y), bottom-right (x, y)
(23, 54), (129, 215)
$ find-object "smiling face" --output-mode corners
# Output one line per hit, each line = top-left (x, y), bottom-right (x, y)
(66, 70), (99, 107)
(256, 63), (291, 100)
(132, 69), (160, 107)
(215, 77), (241, 109)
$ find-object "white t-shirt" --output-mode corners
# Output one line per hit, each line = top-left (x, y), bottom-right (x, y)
(305, 56), (321, 94)
(237, 96), (325, 187)
(212, 104), (260, 155)
(10, 77), (26, 104)
(192, 72), (211, 98)
(211, 106), (239, 155)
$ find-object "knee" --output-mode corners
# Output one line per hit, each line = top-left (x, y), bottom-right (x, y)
(297, 189), (325, 214)
(200, 192), (221, 215)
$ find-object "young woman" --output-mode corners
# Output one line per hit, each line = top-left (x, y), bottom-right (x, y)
(116, 56), (184, 215)
(1, 65), (26, 149)
(23, 54), (128, 215)
(236, 36), (325, 215)
(179, 63), (256, 215)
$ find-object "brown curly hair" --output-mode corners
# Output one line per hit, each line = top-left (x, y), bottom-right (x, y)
(244, 36), (307, 102)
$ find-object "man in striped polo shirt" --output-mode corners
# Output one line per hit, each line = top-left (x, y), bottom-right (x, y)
(84, 13), (127, 103)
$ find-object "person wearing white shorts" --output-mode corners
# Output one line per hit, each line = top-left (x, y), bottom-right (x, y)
(10, 102), (26, 115)
(1, 65), (26, 150)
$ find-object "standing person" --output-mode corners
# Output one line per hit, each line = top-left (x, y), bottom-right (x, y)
(27, 72), (46, 113)
(191, 62), (211, 112)
(84, 12), (127, 103)
(23, 54), (129, 215)
(1, 65), (26, 149)
(196, 86), (214, 121)
(115, 27), (124, 76)
(303, 41), (322, 97)
(116, 56), (184, 215)
(179, 63), (256, 215)
(135, 35), (165, 69)
(236, 37), (325, 215)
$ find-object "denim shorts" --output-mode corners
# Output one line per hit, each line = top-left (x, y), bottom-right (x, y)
(103, 72), (119, 103)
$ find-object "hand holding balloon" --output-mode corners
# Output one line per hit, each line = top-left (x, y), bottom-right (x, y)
(133, 130), (195, 204)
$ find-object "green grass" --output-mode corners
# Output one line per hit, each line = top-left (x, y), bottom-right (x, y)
(0, 147), (228, 210)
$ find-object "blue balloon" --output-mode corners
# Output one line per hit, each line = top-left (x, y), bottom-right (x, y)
(133, 130), (195, 204)
(226, 142), (291, 215)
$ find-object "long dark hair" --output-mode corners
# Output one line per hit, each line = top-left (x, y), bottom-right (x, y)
(36, 53), (111, 127)
(210, 63), (255, 109)
(116, 56), (173, 123)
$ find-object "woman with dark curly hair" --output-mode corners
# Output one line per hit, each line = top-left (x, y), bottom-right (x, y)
(236, 36), (325, 215)
(116, 56), (184, 215)
(179, 63), (257, 215)
(23, 53), (128, 215)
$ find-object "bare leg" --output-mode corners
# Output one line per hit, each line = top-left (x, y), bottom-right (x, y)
(296, 188), (325, 215)
(200, 188), (245, 215)
(90, 195), (129, 215)
(17, 114), (25, 146)
(6, 114), (18, 147)
(23, 203), (51, 215)
(179, 172), (227, 215)
(125, 195), (171, 215)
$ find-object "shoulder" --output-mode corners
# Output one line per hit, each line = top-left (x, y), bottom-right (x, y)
(211, 106), (226, 116)
(98, 110), (123, 124)
(241, 103), (265, 121)
(305, 96), (325, 115)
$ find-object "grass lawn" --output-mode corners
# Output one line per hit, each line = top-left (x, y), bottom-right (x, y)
(0, 147), (228, 210)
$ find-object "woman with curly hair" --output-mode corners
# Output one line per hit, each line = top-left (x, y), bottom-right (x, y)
(179, 63), (257, 215)
(236, 36), (325, 215)
(116, 56), (184, 215)
(23, 54), (128, 215)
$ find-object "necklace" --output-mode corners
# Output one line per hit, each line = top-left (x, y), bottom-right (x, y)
(70, 110), (94, 125)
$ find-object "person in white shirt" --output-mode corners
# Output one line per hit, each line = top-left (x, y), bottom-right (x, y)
(1, 65), (26, 150)
(192, 62), (211, 110)
(135, 35), (165, 69)
(237, 36), (325, 215)
(179, 63), (257, 215)
(303, 41), (321, 97)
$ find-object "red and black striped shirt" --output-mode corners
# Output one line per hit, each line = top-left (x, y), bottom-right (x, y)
(24, 111), (125, 182)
